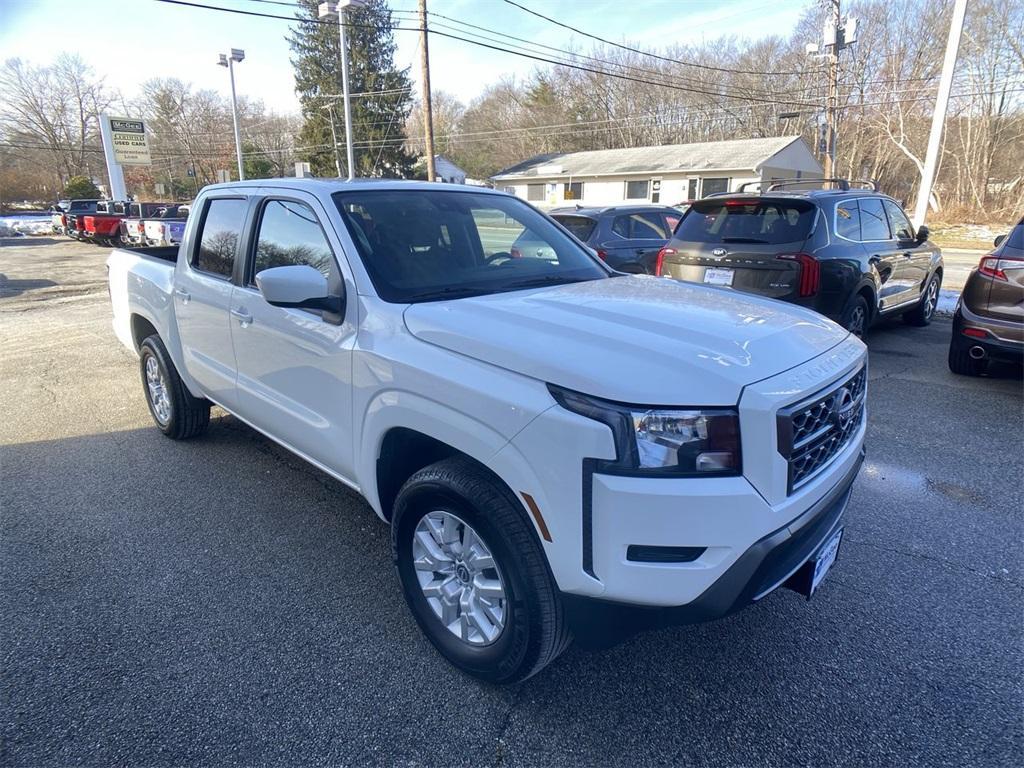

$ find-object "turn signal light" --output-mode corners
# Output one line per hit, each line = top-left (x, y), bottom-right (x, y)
(655, 247), (676, 276)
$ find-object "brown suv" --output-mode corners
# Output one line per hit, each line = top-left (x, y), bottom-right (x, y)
(948, 218), (1024, 375)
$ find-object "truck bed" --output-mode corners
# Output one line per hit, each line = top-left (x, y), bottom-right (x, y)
(114, 245), (179, 262)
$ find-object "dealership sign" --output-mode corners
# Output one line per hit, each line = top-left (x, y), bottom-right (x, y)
(108, 116), (151, 165)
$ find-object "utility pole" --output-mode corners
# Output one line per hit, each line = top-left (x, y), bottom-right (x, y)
(823, 0), (840, 178)
(419, 0), (436, 182)
(809, 1), (856, 180)
(912, 0), (968, 227)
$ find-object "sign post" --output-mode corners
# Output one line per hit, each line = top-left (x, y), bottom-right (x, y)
(99, 114), (152, 201)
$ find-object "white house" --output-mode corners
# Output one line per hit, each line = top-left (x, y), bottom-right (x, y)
(491, 136), (823, 208)
(432, 155), (467, 184)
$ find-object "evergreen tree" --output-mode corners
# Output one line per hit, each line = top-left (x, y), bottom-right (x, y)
(62, 175), (102, 199)
(289, 0), (416, 178)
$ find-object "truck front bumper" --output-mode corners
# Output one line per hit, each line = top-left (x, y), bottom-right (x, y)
(562, 443), (863, 646)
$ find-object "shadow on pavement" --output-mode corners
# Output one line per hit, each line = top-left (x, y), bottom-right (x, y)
(0, 274), (59, 298)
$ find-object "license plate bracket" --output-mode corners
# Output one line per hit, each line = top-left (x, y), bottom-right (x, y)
(783, 527), (843, 600)
(703, 267), (734, 286)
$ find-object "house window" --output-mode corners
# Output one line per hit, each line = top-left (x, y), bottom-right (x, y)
(624, 180), (650, 200)
(701, 177), (730, 196)
(687, 179), (698, 200)
(563, 181), (583, 201)
(527, 183), (544, 201)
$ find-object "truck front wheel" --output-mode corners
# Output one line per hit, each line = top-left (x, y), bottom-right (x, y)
(139, 335), (210, 439)
(392, 457), (571, 683)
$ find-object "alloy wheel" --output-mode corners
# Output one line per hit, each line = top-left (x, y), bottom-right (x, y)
(924, 279), (939, 320)
(412, 511), (507, 645)
(144, 355), (172, 425)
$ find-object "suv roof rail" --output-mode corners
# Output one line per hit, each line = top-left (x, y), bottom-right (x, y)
(763, 178), (880, 193)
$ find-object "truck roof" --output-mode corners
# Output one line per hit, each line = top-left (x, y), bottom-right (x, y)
(199, 178), (507, 196)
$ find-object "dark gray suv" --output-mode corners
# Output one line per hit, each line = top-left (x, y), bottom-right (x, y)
(513, 205), (681, 274)
(656, 179), (944, 336)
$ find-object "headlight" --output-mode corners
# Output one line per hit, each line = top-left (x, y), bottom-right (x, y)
(549, 385), (741, 477)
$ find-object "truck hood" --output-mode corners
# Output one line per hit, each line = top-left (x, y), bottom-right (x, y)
(403, 276), (849, 404)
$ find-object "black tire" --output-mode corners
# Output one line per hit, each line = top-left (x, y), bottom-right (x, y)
(391, 456), (571, 684)
(948, 341), (986, 376)
(139, 334), (210, 439)
(903, 273), (941, 326)
(840, 294), (870, 338)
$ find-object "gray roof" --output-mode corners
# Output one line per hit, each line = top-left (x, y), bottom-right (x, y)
(492, 136), (805, 180)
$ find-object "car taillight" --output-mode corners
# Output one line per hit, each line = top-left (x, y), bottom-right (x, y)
(778, 252), (819, 297)
(979, 256), (1008, 281)
(962, 327), (988, 339)
(596, 249), (608, 262)
(655, 247), (675, 276)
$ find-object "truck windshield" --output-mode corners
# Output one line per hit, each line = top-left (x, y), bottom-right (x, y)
(675, 199), (816, 245)
(333, 189), (608, 303)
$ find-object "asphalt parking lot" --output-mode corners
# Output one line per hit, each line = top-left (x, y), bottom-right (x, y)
(2, 238), (1021, 767)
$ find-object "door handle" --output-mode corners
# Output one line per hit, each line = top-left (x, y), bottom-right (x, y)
(174, 287), (191, 303)
(230, 307), (253, 326)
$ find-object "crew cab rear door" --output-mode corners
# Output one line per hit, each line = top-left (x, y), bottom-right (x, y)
(228, 189), (358, 479)
(173, 195), (249, 410)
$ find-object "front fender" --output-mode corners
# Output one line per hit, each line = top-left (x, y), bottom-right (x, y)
(357, 390), (523, 519)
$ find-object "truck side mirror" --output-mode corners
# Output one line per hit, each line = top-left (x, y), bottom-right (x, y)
(916, 225), (929, 243)
(256, 265), (344, 316)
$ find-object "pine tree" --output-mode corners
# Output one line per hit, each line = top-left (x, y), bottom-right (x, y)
(289, 0), (416, 178)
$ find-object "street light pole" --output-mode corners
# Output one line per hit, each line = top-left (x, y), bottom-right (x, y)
(321, 105), (343, 177)
(218, 49), (246, 181)
(319, 1), (365, 180)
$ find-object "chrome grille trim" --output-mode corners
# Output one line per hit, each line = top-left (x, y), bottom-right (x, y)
(777, 365), (866, 494)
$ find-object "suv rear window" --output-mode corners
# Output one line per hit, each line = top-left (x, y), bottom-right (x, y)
(552, 215), (596, 241)
(674, 199), (815, 245)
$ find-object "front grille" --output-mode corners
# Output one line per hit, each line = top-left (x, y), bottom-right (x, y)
(777, 366), (866, 493)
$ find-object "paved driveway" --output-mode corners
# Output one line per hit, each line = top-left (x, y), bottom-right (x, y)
(2, 238), (1021, 767)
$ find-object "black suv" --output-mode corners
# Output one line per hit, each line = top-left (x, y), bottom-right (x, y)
(656, 179), (943, 336)
(514, 205), (681, 274)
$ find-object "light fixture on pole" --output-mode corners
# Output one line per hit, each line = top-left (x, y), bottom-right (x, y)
(217, 48), (246, 181)
(318, 0), (366, 180)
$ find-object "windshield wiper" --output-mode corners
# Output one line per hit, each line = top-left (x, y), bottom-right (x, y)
(501, 275), (597, 291)
(404, 286), (490, 303)
(720, 237), (769, 244)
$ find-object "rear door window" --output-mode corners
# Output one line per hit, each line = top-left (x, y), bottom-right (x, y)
(193, 198), (247, 278)
(552, 215), (597, 241)
(858, 198), (891, 241)
(673, 199), (816, 245)
(611, 212), (670, 239)
(882, 199), (915, 241)
(835, 200), (862, 240)
(250, 199), (334, 284)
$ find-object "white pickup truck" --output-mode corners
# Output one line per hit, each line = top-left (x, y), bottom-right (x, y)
(107, 179), (867, 683)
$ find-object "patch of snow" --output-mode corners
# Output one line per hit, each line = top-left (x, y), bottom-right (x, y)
(936, 288), (960, 316)
(0, 214), (52, 237)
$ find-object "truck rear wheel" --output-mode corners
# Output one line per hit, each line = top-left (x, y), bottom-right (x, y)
(391, 456), (571, 683)
(139, 335), (210, 439)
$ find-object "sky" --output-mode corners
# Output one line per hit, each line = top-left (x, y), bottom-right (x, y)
(0, 0), (814, 114)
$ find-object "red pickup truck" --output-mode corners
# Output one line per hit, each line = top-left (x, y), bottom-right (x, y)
(82, 201), (132, 246)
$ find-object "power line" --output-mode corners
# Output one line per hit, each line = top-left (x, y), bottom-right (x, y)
(500, 0), (819, 77)
(151, 0), (828, 108)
